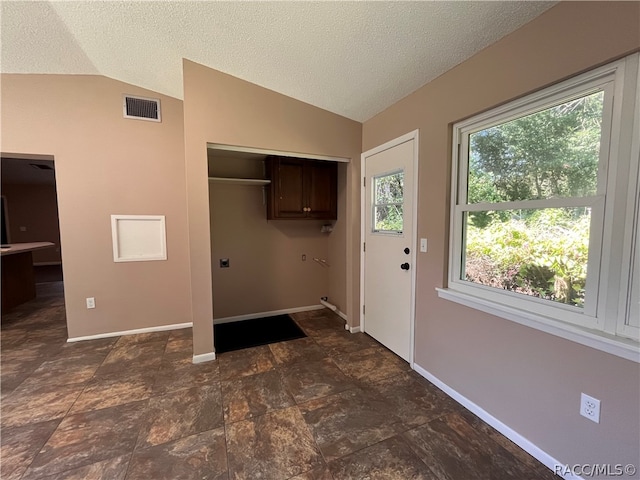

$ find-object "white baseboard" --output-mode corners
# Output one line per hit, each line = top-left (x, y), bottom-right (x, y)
(67, 322), (193, 342)
(193, 352), (216, 364)
(213, 305), (324, 325)
(335, 308), (348, 322)
(320, 299), (348, 322)
(334, 309), (356, 331)
(319, 298), (348, 323)
(412, 363), (581, 480)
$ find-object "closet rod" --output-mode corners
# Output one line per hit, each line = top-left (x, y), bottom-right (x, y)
(208, 177), (271, 186)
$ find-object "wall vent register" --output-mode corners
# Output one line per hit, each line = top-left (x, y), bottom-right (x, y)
(123, 95), (161, 122)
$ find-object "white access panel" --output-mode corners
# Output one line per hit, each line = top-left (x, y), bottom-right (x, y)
(111, 215), (167, 262)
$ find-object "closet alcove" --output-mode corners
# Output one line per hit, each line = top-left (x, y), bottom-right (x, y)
(207, 145), (337, 324)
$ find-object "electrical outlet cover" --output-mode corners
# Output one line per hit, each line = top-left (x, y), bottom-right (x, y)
(580, 393), (601, 423)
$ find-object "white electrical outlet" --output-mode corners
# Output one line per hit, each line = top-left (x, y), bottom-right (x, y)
(86, 297), (96, 309)
(580, 393), (600, 423)
(420, 238), (428, 252)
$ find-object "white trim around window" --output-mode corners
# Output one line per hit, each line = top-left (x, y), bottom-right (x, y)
(439, 53), (640, 362)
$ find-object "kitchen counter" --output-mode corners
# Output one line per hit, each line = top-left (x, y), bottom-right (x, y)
(1, 242), (56, 311)
(1, 241), (55, 256)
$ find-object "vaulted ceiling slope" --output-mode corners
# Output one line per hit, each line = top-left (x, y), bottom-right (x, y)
(1, 1), (555, 122)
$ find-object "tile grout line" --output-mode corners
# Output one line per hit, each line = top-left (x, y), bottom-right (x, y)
(121, 449), (138, 480)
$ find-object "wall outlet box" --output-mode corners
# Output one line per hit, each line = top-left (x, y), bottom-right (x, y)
(420, 238), (428, 252)
(86, 297), (96, 309)
(580, 393), (601, 423)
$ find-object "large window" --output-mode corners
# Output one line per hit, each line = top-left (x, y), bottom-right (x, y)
(442, 54), (640, 360)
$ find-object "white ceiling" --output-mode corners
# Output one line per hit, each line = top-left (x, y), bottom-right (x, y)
(1, 1), (555, 122)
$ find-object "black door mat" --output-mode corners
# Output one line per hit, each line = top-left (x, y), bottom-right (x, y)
(214, 314), (306, 354)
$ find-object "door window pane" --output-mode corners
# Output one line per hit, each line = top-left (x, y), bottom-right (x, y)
(373, 172), (404, 232)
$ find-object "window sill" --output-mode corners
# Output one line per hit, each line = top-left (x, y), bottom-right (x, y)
(436, 288), (640, 363)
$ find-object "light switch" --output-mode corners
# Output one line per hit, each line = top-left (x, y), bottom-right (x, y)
(420, 238), (428, 253)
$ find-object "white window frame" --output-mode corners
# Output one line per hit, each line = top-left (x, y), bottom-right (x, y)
(438, 53), (640, 362)
(616, 61), (640, 342)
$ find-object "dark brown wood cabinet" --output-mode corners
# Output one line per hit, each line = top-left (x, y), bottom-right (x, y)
(266, 156), (337, 220)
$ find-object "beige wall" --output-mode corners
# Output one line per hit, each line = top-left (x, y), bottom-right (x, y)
(1, 75), (191, 338)
(183, 60), (362, 355)
(1, 182), (62, 264)
(329, 161), (349, 314)
(209, 182), (330, 319)
(363, 1), (640, 469)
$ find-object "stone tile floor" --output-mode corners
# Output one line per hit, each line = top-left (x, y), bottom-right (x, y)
(1, 282), (558, 479)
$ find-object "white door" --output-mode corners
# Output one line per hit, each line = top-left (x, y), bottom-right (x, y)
(361, 131), (418, 363)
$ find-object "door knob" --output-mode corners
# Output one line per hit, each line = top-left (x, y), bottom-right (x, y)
(400, 263), (410, 270)
(404, 248), (410, 254)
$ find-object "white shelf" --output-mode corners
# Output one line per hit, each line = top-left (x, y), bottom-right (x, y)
(208, 177), (271, 186)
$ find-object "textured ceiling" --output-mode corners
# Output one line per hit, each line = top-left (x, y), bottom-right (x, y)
(1, 1), (555, 122)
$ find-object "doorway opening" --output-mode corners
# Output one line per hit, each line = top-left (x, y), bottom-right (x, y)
(1, 154), (64, 314)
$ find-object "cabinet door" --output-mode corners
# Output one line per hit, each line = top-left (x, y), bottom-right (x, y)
(307, 161), (337, 219)
(266, 156), (338, 220)
(269, 157), (306, 218)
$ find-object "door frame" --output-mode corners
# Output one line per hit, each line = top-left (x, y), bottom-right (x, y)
(360, 129), (419, 366)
